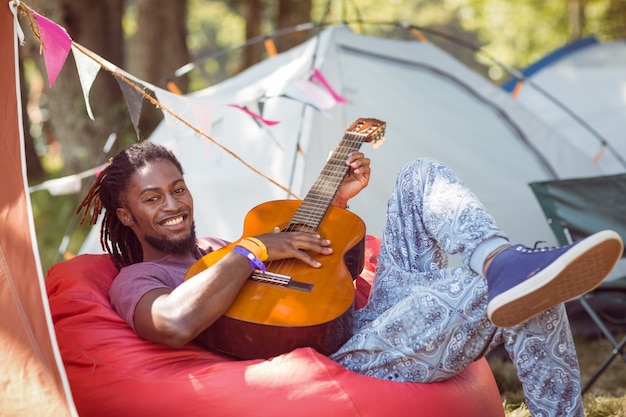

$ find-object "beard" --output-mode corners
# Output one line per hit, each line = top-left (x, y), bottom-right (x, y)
(143, 221), (198, 255)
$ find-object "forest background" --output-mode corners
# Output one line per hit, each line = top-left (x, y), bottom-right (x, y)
(16, 1), (626, 415)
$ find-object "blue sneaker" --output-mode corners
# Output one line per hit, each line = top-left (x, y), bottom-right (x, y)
(486, 230), (623, 327)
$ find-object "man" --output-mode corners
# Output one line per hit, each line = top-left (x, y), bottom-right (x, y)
(78, 140), (622, 417)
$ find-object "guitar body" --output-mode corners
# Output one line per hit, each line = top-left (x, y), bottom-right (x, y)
(185, 117), (385, 359)
(186, 200), (366, 359)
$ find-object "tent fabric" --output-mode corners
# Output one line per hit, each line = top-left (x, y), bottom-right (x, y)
(503, 37), (626, 175)
(46, 235), (505, 417)
(0, 6), (76, 417)
(78, 25), (608, 259)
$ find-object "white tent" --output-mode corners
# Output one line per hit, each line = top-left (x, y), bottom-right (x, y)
(126, 25), (606, 252)
(503, 36), (626, 175)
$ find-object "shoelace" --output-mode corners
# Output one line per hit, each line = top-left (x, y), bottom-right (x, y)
(515, 241), (561, 253)
(532, 241), (547, 250)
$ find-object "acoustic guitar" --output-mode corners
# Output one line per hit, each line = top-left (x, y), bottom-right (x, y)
(185, 118), (386, 359)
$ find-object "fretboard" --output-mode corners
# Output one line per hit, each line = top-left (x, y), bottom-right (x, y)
(288, 132), (366, 230)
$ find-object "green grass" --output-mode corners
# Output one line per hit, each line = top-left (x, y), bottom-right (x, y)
(489, 334), (626, 417)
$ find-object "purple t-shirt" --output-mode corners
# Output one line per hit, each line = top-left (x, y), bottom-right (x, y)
(109, 237), (228, 331)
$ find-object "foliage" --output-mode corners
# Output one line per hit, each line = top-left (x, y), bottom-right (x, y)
(447, 0), (625, 82)
(184, 0), (248, 90)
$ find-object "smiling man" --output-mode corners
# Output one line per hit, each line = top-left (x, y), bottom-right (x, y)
(77, 140), (622, 417)
(115, 158), (197, 259)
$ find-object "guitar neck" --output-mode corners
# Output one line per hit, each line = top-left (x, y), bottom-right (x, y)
(289, 132), (366, 230)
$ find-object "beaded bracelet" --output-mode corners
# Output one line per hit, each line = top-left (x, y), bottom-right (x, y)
(237, 237), (269, 261)
(233, 245), (266, 273)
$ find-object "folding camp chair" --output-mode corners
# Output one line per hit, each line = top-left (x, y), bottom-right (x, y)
(529, 173), (626, 394)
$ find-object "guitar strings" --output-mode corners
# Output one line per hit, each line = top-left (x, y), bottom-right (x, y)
(265, 133), (365, 281)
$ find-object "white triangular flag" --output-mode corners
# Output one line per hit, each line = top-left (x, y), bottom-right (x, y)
(72, 45), (101, 120)
(154, 87), (214, 140)
(154, 88), (186, 130)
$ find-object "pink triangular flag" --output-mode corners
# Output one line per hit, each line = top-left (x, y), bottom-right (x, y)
(33, 11), (72, 87)
(228, 104), (280, 126)
(311, 69), (348, 103)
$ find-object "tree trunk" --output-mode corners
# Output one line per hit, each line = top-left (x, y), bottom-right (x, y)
(568, 0), (584, 40)
(240, 0), (264, 70)
(127, 0), (190, 137)
(276, 0), (312, 52)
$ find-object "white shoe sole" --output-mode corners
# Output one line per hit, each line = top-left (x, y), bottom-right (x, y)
(487, 230), (624, 328)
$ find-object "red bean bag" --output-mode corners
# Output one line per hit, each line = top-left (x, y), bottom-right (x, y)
(46, 235), (504, 417)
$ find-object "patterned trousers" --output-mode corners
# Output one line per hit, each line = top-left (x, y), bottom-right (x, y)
(330, 159), (583, 417)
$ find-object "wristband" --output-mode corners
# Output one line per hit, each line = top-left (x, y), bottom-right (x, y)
(233, 245), (267, 273)
(237, 237), (269, 261)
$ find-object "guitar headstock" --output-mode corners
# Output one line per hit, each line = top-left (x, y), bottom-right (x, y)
(346, 118), (386, 149)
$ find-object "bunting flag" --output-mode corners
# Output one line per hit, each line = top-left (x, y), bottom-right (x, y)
(227, 104), (280, 126)
(155, 88), (185, 128)
(408, 27), (429, 43)
(257, 100), (265, 116)
(188, 98), (213, 137)
(32, 10), (72, 87)
(311, 69), (348, 103)
(226, 102), (283, 149)
(115, 77), (145, 140)
(28, 163), (108, 196)
(71, 45), (101, 120)
(154, 87), (213, 139)
(154, 87), (198, 141)
(29, 175), (81, 196)
(593, 144), (606, 163)
(263, 37), (277, 57)
(511, 79), (524, 99)
(283, 79), (335, 112)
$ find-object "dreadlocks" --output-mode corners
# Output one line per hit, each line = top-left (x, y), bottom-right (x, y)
(77, 141), (184, 270)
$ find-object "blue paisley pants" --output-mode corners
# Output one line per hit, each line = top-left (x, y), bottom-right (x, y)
(330, 159), (583, 417)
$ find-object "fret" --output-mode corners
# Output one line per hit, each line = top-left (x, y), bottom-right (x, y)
(287, 120), (385, 231)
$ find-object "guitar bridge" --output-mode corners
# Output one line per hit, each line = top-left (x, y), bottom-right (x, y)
(250, 271), (313, 292)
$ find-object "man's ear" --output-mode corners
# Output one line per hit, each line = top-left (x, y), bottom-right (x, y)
(116, 207), (133, 226)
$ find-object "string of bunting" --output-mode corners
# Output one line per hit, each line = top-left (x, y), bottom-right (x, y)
(71, 43), (301, 199)
(10, 1), (350, 198)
